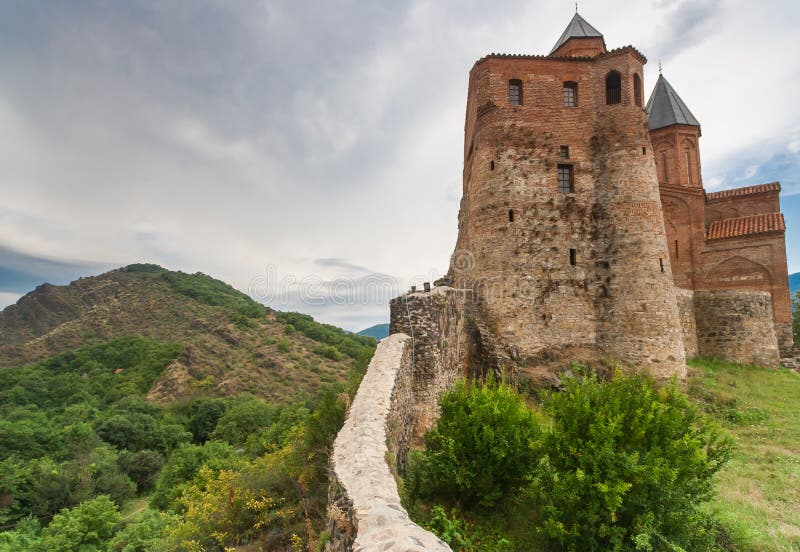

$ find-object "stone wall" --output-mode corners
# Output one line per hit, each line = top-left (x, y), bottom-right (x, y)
(389, 286), (478, 445)
(693, 290), (780, 367)
(325, 334), (451, 552)
(675, 289), (698, 358)
(449, 51), (686, 379)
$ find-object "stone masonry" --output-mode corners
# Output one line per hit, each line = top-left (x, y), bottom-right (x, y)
(325, 334), (451, 552)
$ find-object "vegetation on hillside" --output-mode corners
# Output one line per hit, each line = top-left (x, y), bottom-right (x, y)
(0, 265), (378, 550)
(0, 265), (371, 402)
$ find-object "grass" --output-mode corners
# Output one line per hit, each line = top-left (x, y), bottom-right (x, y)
(407, 359), (800, 551)
(688, 358), (800, 551)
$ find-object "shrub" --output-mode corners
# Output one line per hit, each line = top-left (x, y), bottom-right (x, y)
(36, 495), (120, 552)
(534, 371), (732, 551)
(277, 339), (292, 353)
(408, 378), (541, 508)
(312, 344), (343, 361)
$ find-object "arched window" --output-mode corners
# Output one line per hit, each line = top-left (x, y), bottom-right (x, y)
(685, 149), (693, 185)
(605, 71), (621, 105)
(633, 73), (642, 107)
(509, 79), (522, 106)
(660, 152), (668, 182)
(563, 82), (578, 107)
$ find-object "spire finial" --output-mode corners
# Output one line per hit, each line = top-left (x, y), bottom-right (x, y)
(575, 2), (578, 13)
(659, 57), (663, 75)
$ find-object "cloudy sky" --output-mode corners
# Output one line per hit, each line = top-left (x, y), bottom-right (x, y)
(1, 0), (799, 331)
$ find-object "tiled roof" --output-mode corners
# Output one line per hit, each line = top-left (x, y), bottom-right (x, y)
(472, 46), (646, 69)
(646, 74), (700, 131)
(706, 182), (781, 201)
(550, 12), (604, 54)
(707, 213), (785, 240)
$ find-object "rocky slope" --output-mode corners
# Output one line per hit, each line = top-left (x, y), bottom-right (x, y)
(0, 264), (375, 403)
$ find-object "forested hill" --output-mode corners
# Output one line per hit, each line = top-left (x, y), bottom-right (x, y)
(0, 264), (376, 549)
(0, 263), (375, 403)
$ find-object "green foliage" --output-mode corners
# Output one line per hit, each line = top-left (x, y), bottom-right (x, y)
(211, 397), (277, 445)
(118, 450), (165, 493)
(160, 270), (265, 318)
(185, 398), (229, 443)
(312, 344), (343, 361)
(36, 495), (120, 552)
(151, 441), (241, 511)
(107, 510), (168, 552)
(123, 263), (166, 274)
(0, 336), (183, 411)
(534, 371), (733, 551)
(277, 338), (292, 353)
(0, 516), (41, 551)
(408, 378), (541, 508)
(276, 311), (376, 360)
(421, 506), (513, 552)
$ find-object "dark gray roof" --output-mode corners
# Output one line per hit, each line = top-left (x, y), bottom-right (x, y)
(646, 74), (700, 130)
(550, 13), (604, 54)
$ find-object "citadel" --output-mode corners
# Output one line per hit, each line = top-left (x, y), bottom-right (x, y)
(326, 12), (792, 551)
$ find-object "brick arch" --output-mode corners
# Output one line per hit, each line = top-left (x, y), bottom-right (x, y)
(706, 256), (772, 290)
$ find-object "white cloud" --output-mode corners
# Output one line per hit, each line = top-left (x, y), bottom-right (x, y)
(1, 0), (799, 329)
(0, 292), (22, 309)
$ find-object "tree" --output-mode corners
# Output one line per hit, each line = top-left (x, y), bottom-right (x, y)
(409, 378), (541, 508)
(118, 450), (165, 493)
(534, 371), (732, 551)
(36, 495), (120, 552)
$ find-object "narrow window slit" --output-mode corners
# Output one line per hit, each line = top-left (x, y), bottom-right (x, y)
(569, 248), (577, 266)
(490, 160), (495, 171)
(509, 209), (514, 223)
(659, 258), (665, 272)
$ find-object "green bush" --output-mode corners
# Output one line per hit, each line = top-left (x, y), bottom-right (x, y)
(277, 339), (292, 353)
(36, 495), (120, 552)
(408, 378), (541, 508)
(534, 371), (733, 551)
(312, 344), (343, 361)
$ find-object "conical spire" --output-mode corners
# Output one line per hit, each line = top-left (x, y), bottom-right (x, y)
(646, 74), (700, 131)
(550, 12), (604, 55)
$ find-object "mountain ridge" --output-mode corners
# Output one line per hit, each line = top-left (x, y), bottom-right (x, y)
(0, 263), (375, 403)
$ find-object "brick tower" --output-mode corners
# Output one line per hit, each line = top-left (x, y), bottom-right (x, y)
(448, 12), (687, 378)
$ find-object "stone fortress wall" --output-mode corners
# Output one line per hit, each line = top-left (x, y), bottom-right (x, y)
(327, 286), (485, 551)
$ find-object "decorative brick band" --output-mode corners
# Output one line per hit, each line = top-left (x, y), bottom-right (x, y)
(325, 333), (451, 552)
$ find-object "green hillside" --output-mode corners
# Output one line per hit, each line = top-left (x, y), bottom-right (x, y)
(357, 323), (390, 340)
(0, 264), (375, 402)
(0, 264), (376, 551)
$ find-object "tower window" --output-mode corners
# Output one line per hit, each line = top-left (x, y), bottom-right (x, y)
(633, 73), (643, 107)
(509, 79), (522, 106)
(642, 147), (647, 155)
(674, 240), (679, 259)
(569, 248), (577, 266)
(660, 258), (665, 273)
(490, 160), (495, 171)
(563, 82), (577, 107)
(509, 209), (514, 223)
(606, 71), (622, 105)
(685, 149), (693, 185)
(557, 164), (574, 193)
(661, 152), (668, 182)
(559, 145), (569, 158)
